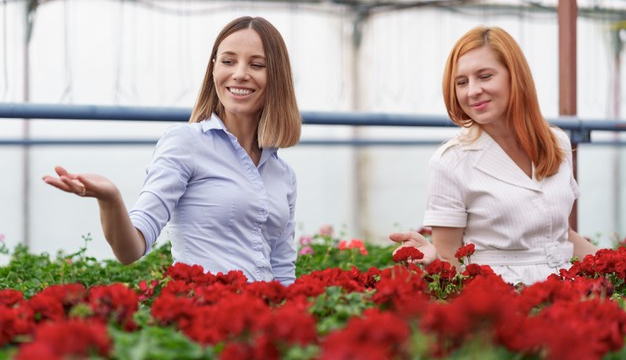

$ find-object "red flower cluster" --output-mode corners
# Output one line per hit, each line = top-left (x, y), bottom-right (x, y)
(150, 263), (320, 359)
(0, 290), (32, 347)
(0, 282), (139, 353)
(88, 283), (138, 330)
(16, 319), (110, 360)
(454, 243), (475, 264)
(563, 247), (626, 280)
(392, 246), (424, 263)
(321, 309), (410, 360)
(3, 242), (626, 360)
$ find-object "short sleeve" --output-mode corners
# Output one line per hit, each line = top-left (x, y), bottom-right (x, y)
(129, 125), (196, 254)
(423, 157), (468, 227)
(554, 128), (581, 199)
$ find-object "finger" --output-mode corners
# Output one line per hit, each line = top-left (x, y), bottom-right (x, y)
(60, 175), (85, 195)
(42, 176), (72, 192)
(389, 232), (410, 243)
(75, 175), (95, 197)
(54, 165), (78, 180)
(54, 166), (69, 176)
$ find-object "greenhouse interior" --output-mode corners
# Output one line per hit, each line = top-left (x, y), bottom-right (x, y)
(1, 1), (626, 359)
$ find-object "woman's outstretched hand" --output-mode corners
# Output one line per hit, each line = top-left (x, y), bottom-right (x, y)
(389, 231), (438, 265)
(42, 166), (120, 201)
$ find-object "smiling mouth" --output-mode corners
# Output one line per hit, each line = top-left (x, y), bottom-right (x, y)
(228, 87), (254, 96)
(471, 100), (490, 108)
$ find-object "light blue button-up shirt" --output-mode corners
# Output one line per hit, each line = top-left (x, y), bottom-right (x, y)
(129, 113), (297, 285)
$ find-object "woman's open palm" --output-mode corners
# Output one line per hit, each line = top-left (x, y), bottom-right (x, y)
(42, 166), (120, 201)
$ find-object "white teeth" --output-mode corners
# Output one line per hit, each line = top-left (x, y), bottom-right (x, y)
(229, 87), (252, 96)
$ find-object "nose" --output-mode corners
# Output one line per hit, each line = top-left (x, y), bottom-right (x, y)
(467, 79), (483, 98)
(232, 63), (249, 81)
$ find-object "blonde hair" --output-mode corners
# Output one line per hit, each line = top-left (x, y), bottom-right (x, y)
(442, 26), (563, 180)
(190, 16), (301, 148)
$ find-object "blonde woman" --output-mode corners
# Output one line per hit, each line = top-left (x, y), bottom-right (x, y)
(43, 17), (302, 285)
(390, 26), (598, 285)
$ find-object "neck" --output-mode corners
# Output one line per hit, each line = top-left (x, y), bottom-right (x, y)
(481, 121), (515, 144)
(221, 111), (261, 154)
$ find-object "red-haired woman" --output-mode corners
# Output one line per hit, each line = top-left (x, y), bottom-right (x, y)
(390, 26), (599, 285)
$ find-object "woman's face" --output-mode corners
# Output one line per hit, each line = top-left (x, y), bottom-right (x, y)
(454, 46), (511, 129)
(213, 28), (267, 120)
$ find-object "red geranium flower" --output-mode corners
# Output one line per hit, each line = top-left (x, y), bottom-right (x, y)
(0, 289), (23, 307)
(88, 283), (138, 330)
(454, 244), (475, 265)
(392, 246), (424, 264)
(15, 319), (110, 360)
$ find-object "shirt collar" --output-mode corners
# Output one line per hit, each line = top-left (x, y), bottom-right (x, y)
(200, 113), (227, 133)
(201, 113), (279, 160)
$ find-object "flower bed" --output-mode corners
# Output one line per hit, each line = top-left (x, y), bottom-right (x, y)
(1, 231), (626, 360)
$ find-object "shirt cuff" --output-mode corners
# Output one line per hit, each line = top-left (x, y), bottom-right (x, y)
(423, 210), (467, 227)
(129, 212), (156, 255)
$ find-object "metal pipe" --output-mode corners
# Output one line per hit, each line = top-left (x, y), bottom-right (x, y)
(3, 103), (626, 132)
(559, 0), (578, 231)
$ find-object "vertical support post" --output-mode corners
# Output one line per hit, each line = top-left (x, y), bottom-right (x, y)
(559, 0), (578, 231)
(350, 8), (370, 240)
(22, 1), (35, 247)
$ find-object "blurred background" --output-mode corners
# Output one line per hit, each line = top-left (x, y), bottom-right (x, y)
(1, 0), (625, 262)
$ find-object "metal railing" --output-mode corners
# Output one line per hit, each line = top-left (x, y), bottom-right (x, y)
(1, 103), (626, 147)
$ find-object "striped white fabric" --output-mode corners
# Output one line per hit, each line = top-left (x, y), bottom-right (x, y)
(423, 126), (580, 284)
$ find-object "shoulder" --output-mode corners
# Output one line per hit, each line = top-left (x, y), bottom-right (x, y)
(274, 154), (297, 182)
(430, 137), (466, 168)
(162, 123), (202, 142)
(159, 122), (217, 148)
(550, 127), (572, 151)
(162, 122), (204, 139)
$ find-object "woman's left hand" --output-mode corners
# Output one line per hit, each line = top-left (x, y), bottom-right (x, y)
(389, 231), (438, 265)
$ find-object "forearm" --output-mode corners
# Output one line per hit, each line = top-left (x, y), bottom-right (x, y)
(431, 226), (465, 269)
(98, 193), (146, 264)
(568, 228), (599, 259)
(434, 248), (462, 269)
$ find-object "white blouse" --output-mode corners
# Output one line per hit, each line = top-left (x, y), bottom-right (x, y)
(423, 126), (580, 284)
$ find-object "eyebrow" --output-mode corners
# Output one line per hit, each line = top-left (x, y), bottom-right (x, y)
(454, 67), (497, 79)
(218, 51), (266, 60)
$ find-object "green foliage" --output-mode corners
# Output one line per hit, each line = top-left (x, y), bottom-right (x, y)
(603, 344), (626, 360)
(109, 325), (216, 360)
(281, 345), (319, 360)
(425, 273), (467, 300)
(0, 234), (172, 298)
(446, 338), (534, 360)
(295, 243), (395, 277)
(0, 348), (17, 360)
(309, 286), (374, 335)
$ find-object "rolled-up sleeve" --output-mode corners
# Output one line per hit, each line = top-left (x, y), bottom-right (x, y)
(423, 158), (467, 227)
(129, 125), (195, 254)
(270, 167), (297, 286)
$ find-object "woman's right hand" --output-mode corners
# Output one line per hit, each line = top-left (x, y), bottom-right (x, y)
(42, 166), (120, 202)
(389, 231), (438, 265)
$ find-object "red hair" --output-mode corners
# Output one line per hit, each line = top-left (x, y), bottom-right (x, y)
(442, 26), (563, 180)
